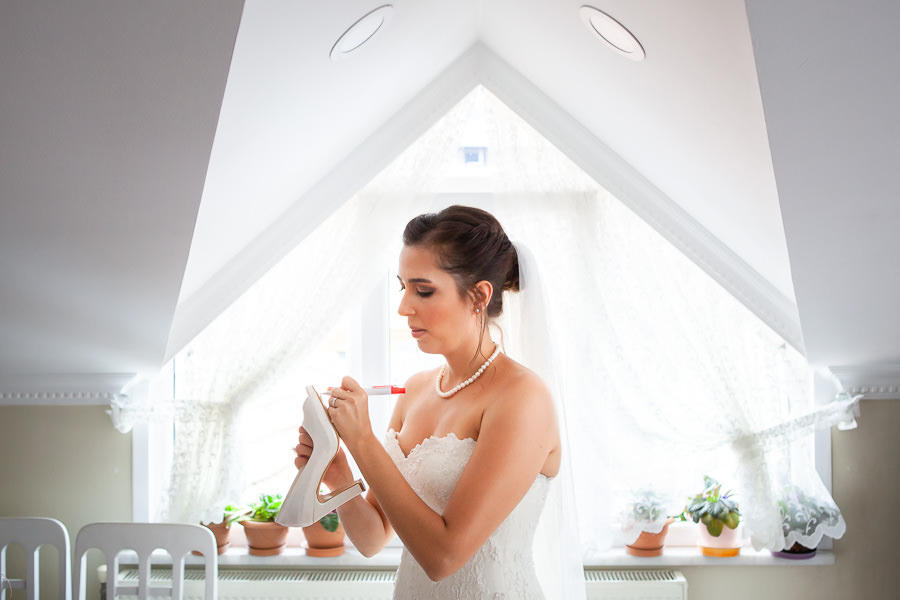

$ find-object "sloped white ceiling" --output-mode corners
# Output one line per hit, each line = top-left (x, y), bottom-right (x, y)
(0, 0), (243, 391)
(747, 0), (900, 391)
(1, 0), (898, 398)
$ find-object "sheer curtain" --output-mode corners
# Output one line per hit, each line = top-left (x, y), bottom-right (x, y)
(568, 192), (857, 552)
(160, 193), (415, 522)
(132, 95), (474, 523)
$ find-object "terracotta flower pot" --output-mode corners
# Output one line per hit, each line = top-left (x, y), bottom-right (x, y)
(302, 521), (346, 557)
(241, 520), (289, 556)
(698, 523), (742, 557)
(626, 517), (675, 557)
(198, 521), (231, 555)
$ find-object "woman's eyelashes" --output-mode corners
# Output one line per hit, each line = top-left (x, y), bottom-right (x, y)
(397, 281), (434, 298)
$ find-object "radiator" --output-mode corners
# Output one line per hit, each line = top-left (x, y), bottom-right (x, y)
(585, 569), (687, 600)
(116, 567), (687, 600)
(118, 568), (396, 600)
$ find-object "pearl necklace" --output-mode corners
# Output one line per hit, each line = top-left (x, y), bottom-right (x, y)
(435, 345), (502, 398)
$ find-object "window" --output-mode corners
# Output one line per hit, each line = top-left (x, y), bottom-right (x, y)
(461, 146), (488, 166)
(144, 86), (847, 557)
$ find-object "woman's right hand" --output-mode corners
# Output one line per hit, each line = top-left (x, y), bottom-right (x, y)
(293, 426), (354, 491)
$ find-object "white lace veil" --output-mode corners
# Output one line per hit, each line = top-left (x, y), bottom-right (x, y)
(496, 241), (586, 600)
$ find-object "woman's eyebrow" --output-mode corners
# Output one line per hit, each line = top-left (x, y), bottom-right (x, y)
(396, 275), (434, 284)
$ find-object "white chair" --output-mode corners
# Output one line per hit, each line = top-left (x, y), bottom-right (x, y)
(0, 516), (72, 600)
(73, 523), (217, 600)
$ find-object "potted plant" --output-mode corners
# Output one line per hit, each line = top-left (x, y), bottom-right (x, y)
(201, 503), (249, 555)
(682, 475), (742, 557)
(620, 488), (676, 557)
(239, 493), (289, 556)
(302, 510), (346, 557)
(773, 485), (842, 559)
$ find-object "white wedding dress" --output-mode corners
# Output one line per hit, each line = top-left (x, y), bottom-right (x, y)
(385, 429), (551, 600)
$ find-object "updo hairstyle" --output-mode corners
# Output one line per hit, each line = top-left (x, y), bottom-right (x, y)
(402, 205), (519, 319)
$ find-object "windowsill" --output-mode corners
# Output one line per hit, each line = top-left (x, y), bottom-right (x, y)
(213, 546), (402, 569)
(171, 545), (833, 569)
(584, 546), (835, 567)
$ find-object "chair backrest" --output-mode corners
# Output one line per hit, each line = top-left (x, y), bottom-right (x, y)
(73, 523), (217, 600)
(0, 517), (72, 600)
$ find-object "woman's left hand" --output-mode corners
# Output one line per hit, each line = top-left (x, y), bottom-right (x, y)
(326, 375), (374, 449)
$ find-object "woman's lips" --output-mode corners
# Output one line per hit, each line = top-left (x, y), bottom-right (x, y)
(410, 328), (426, 339)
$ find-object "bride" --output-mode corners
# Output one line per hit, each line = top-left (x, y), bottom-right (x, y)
(293, 205), (566, 598)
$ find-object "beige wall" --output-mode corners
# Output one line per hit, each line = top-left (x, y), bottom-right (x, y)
(1, 401), (898, 599)
(0, 405), (131, 600)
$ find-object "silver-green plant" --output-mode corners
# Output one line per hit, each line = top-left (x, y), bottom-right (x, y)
(628, 488), (669, 522)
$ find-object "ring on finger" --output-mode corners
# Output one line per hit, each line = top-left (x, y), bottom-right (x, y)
(330, 397), (337, 408)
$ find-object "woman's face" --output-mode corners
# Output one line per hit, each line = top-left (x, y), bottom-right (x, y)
(396, 245), (476, 355)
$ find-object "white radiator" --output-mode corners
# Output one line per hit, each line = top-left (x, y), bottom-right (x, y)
(119, 568), (396, 600)
(585, 570), (687, 600)
(117, 567), (687, 600)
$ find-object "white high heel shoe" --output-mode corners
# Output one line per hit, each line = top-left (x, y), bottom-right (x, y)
(276, 385), (366, 527)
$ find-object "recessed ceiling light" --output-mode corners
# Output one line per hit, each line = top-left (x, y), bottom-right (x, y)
(578, 5), (645, 62)
(330, 5), (394, 61)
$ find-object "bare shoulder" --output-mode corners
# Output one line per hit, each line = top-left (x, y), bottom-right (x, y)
(489, 357), (555, 418)
(480, 355), (561, 477)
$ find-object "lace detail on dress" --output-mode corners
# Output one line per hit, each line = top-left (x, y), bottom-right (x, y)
(385, 429), (551, 600)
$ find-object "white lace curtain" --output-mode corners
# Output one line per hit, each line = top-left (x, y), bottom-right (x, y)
(160, 192), (420, 523)
(116, 86), (858, 554)
(117, 95), (475, 523)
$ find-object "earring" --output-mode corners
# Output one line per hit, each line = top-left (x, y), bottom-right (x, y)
(475, 308), (480, 313)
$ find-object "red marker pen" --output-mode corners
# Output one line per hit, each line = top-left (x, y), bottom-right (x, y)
(322, 385), (406, 396)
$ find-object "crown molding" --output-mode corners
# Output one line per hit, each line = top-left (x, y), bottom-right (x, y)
(0, 373), (134, 405)
(830, 364), (900, 400)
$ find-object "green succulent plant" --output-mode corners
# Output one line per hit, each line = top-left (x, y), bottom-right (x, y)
(319, 511), (340, 533)
(223, 503), (250, 526)
(683, 475), (741, 537)
(245, 493), (284, 522)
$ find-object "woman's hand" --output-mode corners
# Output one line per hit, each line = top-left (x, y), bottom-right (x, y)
(292, 425), (353, 492)
(326, 375), (374, 453)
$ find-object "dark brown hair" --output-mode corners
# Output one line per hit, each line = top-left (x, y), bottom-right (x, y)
(402, 205), (519, 321)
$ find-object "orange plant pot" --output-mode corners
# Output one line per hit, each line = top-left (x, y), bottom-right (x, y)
(198, 521), (231, 555)
(302, 521), (346, 557)
(241, 520), (289, 556)
(698, 523), (742, 557)
(626, 517), (675, 557)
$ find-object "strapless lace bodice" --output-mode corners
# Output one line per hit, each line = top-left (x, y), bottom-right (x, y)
(385, 429), (551, 600)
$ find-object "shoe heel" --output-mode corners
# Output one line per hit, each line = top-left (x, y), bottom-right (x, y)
(318, 480), (366, 516)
